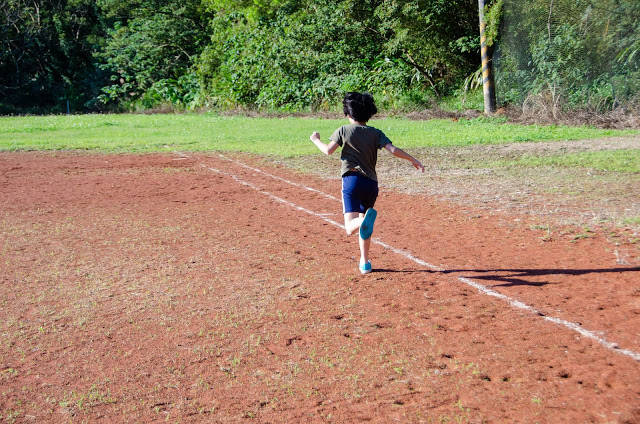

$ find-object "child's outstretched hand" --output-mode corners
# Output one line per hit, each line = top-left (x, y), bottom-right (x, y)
(412, 158), (425, 172)
(310, 131), (338, 155)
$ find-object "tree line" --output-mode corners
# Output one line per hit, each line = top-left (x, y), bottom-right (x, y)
(0, 0), (486, 114)
(1, 0), (637, 115)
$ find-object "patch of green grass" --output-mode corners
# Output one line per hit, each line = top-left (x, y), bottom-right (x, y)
(59, 384), (116, 411)
(1, 113), (637, 156)
(488, 149), (640, 173)
(620, 216), (640, 227)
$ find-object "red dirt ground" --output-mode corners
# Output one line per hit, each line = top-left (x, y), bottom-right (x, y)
(1, 152), (639, 423)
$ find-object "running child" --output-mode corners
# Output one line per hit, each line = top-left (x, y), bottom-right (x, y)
(310, 92), (424, 274)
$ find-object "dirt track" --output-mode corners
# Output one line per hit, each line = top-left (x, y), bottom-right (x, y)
(1, 152), (639, 423)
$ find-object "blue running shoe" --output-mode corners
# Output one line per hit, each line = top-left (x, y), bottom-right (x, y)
(359, 261), (372, 274)
(359, 208), (377, 240)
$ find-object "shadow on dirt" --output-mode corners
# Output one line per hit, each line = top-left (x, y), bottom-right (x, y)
(373, 267), (640, 289)
(451, 267), (640, 288)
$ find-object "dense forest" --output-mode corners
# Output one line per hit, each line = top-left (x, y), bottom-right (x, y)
(1, 0), (638, 115)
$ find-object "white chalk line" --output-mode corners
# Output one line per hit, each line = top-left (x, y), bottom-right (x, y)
(181, 151), (640, 362)
(459, 277), (640, 361)
(216, 153), (341, 202)
(201, 164), (344, 231)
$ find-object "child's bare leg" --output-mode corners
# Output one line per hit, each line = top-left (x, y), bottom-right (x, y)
(359, 235), (371, 265)
(344, 212), (370, 264)
(344, 212), (363, 236)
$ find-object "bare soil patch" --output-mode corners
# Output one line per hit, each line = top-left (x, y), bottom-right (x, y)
(1, 152), (638, 423)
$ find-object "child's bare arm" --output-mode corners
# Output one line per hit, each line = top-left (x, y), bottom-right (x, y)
(310, 132), (339, 155)
(384, 144), (424, 172)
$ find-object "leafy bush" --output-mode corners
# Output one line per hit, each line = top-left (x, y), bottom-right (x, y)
(195, 0), (478, 112)
(132, 74), (202, 110)
(97, 0), (211, 108)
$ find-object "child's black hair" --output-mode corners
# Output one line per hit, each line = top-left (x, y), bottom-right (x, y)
(343, 92), (377, 123)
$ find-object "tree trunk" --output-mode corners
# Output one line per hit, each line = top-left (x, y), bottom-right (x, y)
(478, 0), (497, 114)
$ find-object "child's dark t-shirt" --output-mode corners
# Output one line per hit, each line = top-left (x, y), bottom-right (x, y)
(329, 124), (391, 182)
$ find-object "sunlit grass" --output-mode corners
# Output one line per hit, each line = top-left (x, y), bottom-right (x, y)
(1, 113), (637, 157)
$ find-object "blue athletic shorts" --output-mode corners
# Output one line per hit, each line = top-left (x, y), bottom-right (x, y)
(342, 171), (379, 214)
